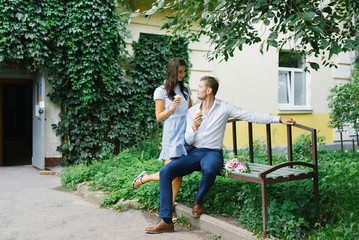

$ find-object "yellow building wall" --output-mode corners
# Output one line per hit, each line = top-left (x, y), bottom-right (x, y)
(223, 113), (333, 148)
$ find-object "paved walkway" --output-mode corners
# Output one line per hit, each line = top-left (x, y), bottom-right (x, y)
(0, 166), (212, 240)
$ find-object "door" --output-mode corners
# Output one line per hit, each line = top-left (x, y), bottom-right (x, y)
(32, 72), (45, 169)
(2, 82), (32, 166)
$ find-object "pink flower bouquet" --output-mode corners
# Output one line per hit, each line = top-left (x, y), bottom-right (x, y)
(224, 157), (250, 174)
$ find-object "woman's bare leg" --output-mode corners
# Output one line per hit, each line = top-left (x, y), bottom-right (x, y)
(132, 159), (182, 222)
(164, 160), (183, 205)
(133, 159), (183, 205)
(133, 172), (159, 189)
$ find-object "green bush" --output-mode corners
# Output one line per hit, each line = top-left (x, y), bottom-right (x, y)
(61, 163), (91, 190)
(0, 1), (191, 165)
(127, 33), (191, 145)
(293, 132), (326, 161)
(328, 64), (359, 133)
(61, 138), (359, 239)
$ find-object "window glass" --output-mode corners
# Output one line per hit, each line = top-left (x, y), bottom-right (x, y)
(279, 51), (305, 68)
(278, 71), (289, 104)
(294, 72), (306, 105)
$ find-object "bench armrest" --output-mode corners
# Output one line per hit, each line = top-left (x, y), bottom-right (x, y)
(259, 161), (315, 178)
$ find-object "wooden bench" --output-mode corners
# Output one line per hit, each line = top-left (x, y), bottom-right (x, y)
(224, 120), (320, 234)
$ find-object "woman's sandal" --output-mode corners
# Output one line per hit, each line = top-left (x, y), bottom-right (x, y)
(132, 171), (148, 189)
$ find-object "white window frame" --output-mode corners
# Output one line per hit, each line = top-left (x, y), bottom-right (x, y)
(278, 55), (312, 113)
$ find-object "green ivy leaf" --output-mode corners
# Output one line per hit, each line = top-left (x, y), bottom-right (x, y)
(302, 11), (316, 21)
(309, 62), (320, 70)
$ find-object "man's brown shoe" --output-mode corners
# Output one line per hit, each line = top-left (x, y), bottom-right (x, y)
(145, 219), (174, 234)
(192, 201), (203, 218)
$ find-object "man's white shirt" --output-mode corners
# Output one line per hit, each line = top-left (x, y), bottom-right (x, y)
(185, 99), (280, 149)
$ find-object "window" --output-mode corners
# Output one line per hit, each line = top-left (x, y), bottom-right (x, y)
(278, 51), (311, 111)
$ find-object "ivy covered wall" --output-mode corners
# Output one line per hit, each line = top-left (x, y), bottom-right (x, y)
(0, 0), (190, 165)
(128, 33), (190, 141)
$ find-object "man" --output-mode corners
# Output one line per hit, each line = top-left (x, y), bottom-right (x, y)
(145, 76), (295, 233)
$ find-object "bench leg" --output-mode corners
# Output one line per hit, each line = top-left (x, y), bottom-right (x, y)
(261, 182), (268, 235)
(313, 174), (320, 216)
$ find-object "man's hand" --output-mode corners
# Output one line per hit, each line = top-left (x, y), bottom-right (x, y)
(280, 117), (296, 125)
(192, 114), (202, 132)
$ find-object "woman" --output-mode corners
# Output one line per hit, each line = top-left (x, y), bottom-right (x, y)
(132, 57), (192, 217)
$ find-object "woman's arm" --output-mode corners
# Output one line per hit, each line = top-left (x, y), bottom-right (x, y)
(155, 99), (179, 122)
(188, 97), (192, 108)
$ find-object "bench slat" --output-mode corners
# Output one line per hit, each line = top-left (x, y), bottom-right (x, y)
(274, 167), (311, 174)
(223, 163), (312, 180)
(267, 171), (309, 179)
(248, 163), (311, 173)
(248, 163), (310, 173)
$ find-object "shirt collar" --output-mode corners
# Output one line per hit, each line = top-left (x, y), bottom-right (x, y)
(198, 98), (219, 115)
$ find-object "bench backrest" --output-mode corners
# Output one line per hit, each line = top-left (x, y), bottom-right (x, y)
(228, 120), (318, 167)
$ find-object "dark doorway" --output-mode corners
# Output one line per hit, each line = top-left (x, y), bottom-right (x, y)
(2, 83), (32, 166)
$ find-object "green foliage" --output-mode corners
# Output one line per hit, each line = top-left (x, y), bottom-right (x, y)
(132, 130), (162, 161)
(328, 64), (359, 133)
(309, 219), (359, 240)
(176, 214), (191, 226)
(0, 0), (51, 69)
(268, 202), (308, 239)
(267, 184), (315, 239)
(126, 33), (191, 144)
(60, 163), (91, 190)
(310, 150), (359, 239)
(47, 0), (138, 164)
(293, 132), (326, 161)
(61, 135), (359, 239)
(0, 0), (132, 164)
(0, 0), (190, 165)
(89, 143), (163, 209)
(145, 0), (359, 67)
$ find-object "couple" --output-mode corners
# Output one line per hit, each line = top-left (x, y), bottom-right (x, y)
(133, 58), (296, 234)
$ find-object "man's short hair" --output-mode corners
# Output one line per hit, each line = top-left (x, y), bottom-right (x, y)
(200, 76), (219, 96)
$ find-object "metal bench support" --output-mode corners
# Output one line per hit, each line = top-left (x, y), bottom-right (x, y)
(228, 120), (320, 235)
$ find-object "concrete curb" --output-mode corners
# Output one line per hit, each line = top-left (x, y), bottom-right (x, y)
(50, 167), (258, 240)
(76, 182), (107, 205)
(174, 204), (257, 240)
(76, 182), (258, 239)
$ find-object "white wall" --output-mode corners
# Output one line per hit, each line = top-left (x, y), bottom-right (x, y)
(44, 76), (62, 158)
(210, 46), (278, 113)
(129, 14), (336, 116)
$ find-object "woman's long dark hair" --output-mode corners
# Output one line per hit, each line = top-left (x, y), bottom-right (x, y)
(163, 57), (189, 101)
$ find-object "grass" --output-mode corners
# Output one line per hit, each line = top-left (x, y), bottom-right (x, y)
(61, 137), (359, 239)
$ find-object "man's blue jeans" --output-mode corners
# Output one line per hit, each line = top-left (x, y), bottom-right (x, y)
(159, 148), (223, 219)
